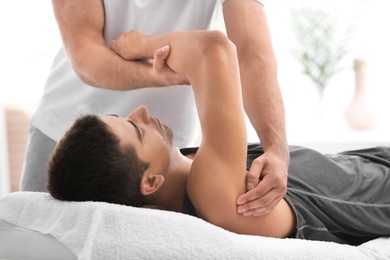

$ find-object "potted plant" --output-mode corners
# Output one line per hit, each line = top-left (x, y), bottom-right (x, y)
(291, 4), (356, 110)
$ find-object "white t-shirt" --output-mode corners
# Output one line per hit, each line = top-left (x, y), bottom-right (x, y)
(32, 0), (224, 147)
(31, 0), (262, 147)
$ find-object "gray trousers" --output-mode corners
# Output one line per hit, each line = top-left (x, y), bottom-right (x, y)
(20, 126), (56, 192)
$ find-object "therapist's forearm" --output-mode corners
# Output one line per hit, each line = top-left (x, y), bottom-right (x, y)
(223, 0), (288, 155)
(72, 43), (159, 90)
(240, 56), (288, 154)
(53, 0), (160, 91)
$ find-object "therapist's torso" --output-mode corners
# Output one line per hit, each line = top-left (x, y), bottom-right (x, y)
(32, 0), (224, 148)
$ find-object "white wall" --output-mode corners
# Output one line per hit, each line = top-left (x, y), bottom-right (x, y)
(1, 0), (390, 154)
(253, 0), (390, 152)
(0, 1), (61, 112)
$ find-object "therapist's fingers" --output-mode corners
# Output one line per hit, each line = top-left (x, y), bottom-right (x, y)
(153, 45), (190, 86)
(236, 176), (272, 215)
(111, 40), (118, 52)
(245, 155), (265, 191)
(237, 155), (268, 207)
(153, 45), (171, 70)
(237, 181), (283, 216)
(237, 152), (288, 216)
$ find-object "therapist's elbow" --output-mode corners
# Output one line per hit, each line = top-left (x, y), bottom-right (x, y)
(73, 67), (100, 87)
(69, 57), (100, 87)
(64, 42), (105, 88)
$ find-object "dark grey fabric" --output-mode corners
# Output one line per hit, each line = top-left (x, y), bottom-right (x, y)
(182, 144), (390, 245)
(247, 144), (390, 245)
(20, 126), (56, 192)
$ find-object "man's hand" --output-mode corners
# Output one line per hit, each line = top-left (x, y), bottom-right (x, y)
(237, 149), (289, 216)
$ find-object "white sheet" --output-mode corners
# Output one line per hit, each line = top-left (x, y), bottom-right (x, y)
(0, 192), (389, 260)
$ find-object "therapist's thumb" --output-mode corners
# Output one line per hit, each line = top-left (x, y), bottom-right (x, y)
(154, 45), (170, 62)
(246, 177), (256, 191)
(246, 159), (264, 191)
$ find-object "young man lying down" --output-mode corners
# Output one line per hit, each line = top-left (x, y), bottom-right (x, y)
(47, 30), (390, 245)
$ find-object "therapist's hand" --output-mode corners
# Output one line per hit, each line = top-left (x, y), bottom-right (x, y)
(237, 149), (289, 216)
(112, 31), (189, 86)
(111, 30), (148, 60)
(151, 45), (190, 86)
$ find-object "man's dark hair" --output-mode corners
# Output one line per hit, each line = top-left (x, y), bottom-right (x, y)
(47, 114), (149, 207)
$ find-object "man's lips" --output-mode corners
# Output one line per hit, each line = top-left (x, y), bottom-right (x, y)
(152, 116), (163, 131)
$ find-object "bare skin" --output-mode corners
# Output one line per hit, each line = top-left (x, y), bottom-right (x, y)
(52, 0), (188, 89)
(53, 0), (289, 216)
(223, 1), (289, 216)
(106, 31), (295, 237)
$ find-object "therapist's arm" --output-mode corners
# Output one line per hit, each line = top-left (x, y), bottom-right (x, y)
(223, 0), (290, 216)
(52, 0), (187, 90)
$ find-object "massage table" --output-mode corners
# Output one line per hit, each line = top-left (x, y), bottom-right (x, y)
(0, 192), (389, 259)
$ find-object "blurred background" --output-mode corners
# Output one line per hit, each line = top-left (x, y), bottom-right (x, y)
(1, 0), (390, 195)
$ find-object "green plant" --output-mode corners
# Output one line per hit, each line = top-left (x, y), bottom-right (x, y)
(292, 5), (356, 99)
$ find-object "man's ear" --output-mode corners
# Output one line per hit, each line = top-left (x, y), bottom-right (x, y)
(140, 174), (165, 196)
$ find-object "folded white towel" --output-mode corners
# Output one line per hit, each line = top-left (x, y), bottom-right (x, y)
(0, 192), (388, 260)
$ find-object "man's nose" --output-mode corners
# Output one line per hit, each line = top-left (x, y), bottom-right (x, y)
(127, 105), (150, 124)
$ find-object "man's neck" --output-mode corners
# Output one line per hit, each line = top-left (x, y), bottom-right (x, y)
(147, 147), (193, 212)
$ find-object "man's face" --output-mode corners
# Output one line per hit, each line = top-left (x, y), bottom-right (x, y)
(101, 105), (174, 175)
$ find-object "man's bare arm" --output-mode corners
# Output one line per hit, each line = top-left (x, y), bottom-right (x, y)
(52, 0), (187, 90)
(162, 31), (293, 237)
(223, 0), (290, 216)
(113, 30), (294, 237)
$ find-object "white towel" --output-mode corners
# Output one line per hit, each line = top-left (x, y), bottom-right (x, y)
(0, 192), (389, 260)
